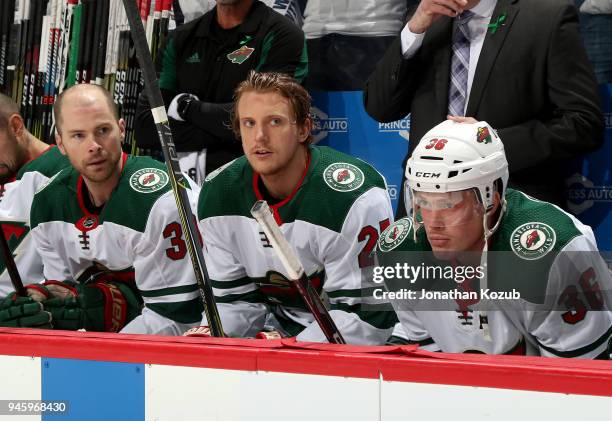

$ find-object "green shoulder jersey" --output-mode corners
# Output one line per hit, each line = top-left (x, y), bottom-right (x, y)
(198, 145), (397, 344)
(30, 154), (203, 335)
(378, 189), (612, 358)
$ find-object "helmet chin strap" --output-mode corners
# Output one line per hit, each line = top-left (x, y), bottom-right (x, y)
(478, 196), (507, 342)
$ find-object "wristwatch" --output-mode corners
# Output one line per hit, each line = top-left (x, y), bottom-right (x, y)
(177, 94), (197, 121)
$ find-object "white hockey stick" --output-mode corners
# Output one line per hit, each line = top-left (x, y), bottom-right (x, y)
(250, 200), (345, 344)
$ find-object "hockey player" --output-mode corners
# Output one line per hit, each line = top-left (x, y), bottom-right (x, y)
(378, 120), (612, 358)
(195, 71), (397, 344)
(0, 94), (72, 328)
(26, 84), (203, 334)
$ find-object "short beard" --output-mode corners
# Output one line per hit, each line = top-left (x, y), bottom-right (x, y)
(216, 0), (242, 5)
(0, 132), (27, 184)
(0, 165), (16, 184)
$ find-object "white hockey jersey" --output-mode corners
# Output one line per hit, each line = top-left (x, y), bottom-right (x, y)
(198, 146), (397, 344)
(30, 154), (203, 335)
(379, 189), (612, 358)
(0, 146), (70, 297)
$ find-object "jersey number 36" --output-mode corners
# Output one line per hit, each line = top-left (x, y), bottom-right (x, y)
(559, 267), (603, 324)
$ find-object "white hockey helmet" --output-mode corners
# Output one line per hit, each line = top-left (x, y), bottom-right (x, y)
(406, 120), (508, 211)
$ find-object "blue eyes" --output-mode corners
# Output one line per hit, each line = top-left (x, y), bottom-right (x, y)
(241, 118), (285, 128)
(71, 127), (110, 140)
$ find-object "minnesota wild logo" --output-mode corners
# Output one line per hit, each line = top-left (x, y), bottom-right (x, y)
(186, 52), (200, 64)
(129, 168), (169, 193)
(75, 215), (99, 232)
(256, 269), (323, 308)
(227, 45), (255, 64)
(0, 222), (29, 275)
(477, 126), (492, 144)
(323, 163), (364, 192)
(510, 222), (556, 260)
(379, 218), (411, 252)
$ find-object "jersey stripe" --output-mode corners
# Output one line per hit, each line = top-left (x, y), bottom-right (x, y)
(139, 284), (198, 298)
(536, 324), (612, 358)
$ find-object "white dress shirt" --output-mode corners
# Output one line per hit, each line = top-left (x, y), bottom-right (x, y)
(400, 0), (498, 114)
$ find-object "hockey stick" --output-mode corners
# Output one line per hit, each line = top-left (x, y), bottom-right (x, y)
(120, 0), (224, 337)
(0, 0), (12, 91)
(0, 226), (26, 296)
(250, 200), (346, 344)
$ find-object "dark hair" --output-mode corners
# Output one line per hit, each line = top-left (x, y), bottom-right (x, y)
(0, 93), (20, 131)
(232, 71), (313, 144)
(54, 84), (119, 133)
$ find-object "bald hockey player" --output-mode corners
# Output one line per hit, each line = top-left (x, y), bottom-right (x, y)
(378, 120), (612, 358)
(27, 84), (203, 334)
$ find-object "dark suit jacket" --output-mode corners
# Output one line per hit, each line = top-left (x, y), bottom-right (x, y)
(364, 0), (604, 215)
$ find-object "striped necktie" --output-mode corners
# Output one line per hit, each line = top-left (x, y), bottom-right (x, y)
(448, 10), (475, 117)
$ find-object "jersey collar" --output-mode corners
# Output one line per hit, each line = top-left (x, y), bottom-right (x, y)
(75, 152), (128, 216)
(252, 149), (311, 225)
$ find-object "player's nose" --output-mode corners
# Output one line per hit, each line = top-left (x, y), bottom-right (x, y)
(86, 136), (103, 153)
(254, 125), (268, 143)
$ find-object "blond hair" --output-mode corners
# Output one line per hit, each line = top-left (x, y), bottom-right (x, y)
(232, 71), (313, 144)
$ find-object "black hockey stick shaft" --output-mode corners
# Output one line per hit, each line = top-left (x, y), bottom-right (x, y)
(0, 226), (26, 296)
(250, 200), (346, 344)
(0, 0), (12, 91)
(120, 0), (224, 337)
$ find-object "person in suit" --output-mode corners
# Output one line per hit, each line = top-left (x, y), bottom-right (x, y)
(364, 0), (604, 217)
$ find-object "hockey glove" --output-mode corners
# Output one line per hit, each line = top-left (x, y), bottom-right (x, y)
(38, 280), (142, 332)
(0, 295), (52, 328)
(168, 93), (199, 122)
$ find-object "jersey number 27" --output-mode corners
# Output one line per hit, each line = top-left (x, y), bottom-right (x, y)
(357, 219), (390, 268)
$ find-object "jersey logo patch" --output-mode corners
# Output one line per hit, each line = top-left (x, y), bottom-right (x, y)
(510, 222), (556, 260)
(378, 218), (411, 252)
(256, 270), (324, 308)
(227, 46), (255, 64)
(76, 215), (99, 251)
(0, 222), (30, 275)
(129, 168), (169, 193)
(323, 163), (364, 192)
(186, 52), (201, 64)
(476, 126), (492, 144)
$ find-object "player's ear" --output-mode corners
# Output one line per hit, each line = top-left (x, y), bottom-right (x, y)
(118, 118), (126, 141)
(56, 132), (67, 155)
(298, 117), (312, 144)
(487, 190), (502, 215)
(8, 113), (25, 138)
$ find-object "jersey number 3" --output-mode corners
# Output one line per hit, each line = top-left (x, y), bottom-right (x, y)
(163, 222), (187, 260)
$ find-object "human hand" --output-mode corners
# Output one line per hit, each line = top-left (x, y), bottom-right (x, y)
(168, 93), (199, 122)
(255, 330), (282, 339)
(183, 325), (211, 337)
(447, 115), (478, 124)
(24, 281), (77, 302)
(408, 0), (469, 34)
